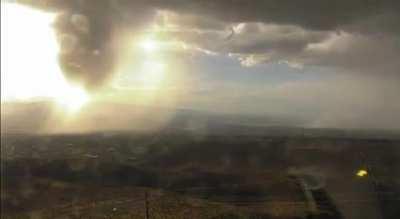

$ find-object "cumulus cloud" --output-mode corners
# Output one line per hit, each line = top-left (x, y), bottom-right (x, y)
(152, 2), (400, 78)
(301, 32), (400, 74)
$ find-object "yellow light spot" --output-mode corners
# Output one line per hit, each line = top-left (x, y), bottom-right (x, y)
(356, 169), (368, 177)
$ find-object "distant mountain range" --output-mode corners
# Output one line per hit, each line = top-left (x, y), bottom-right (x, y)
(2, 101), (399, 139)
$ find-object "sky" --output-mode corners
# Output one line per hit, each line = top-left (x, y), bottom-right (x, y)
(1, 0), (400, 133)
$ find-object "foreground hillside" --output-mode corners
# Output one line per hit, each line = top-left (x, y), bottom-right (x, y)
(1, 131), (399, 218)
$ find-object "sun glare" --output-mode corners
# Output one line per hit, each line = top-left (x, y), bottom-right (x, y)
(1, 2), (89, 112)
(139, 60), (166, 89)
(140, 38), (160, 53)
(56, 86), (89, 112)
(119, 37), (167, 90)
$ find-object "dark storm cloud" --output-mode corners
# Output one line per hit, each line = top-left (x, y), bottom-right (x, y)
(18, 0), (157, 89)
(157, 0), (400, 33)
(17, 0), (400, 87)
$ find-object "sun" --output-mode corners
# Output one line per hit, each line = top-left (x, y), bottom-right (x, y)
(55, 85), (89, 112)
(122, 37), (166, 90)
(140, 38), (160, 53)
(1, 2), (90, 112)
